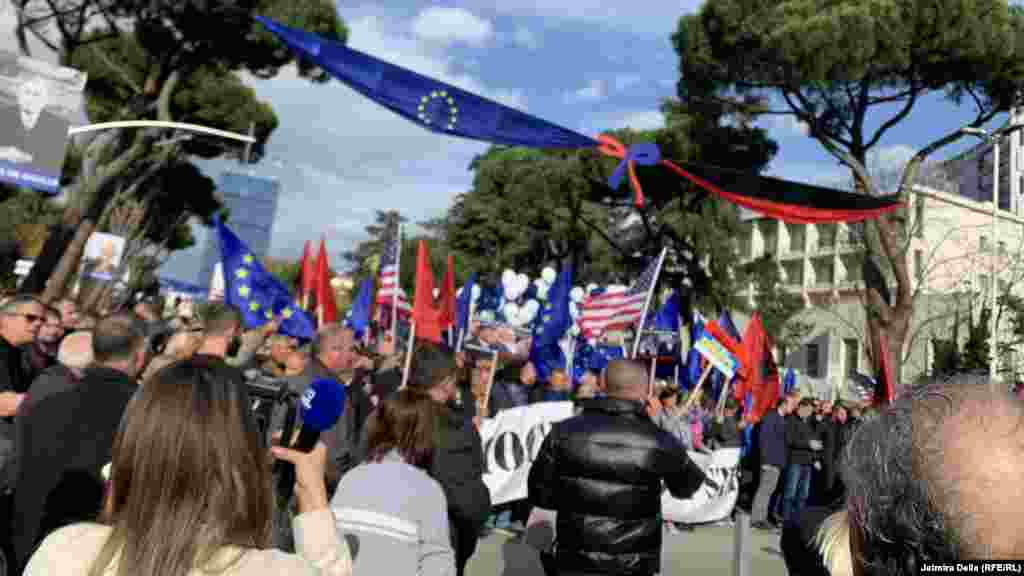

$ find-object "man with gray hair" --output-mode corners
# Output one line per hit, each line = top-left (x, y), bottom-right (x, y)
(801, 374), (1024, 576)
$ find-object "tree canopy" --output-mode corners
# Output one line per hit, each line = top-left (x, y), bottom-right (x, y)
(11, 0), (347, 302)
(674, 0), (1024, 387)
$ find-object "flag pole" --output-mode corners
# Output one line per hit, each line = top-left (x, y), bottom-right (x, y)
(391, 223), (402, 340)
(683, 363), (714, 412)
(400, 322), (417, 389)
(482, 349), (498, 419)
(630, 247), (669, 359)
(648, 355), (657, 398)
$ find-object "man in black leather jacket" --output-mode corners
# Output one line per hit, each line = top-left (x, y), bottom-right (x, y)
(528, 359), (708, 576)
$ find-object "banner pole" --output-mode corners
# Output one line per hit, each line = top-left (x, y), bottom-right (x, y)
(400, 322), (416, 389)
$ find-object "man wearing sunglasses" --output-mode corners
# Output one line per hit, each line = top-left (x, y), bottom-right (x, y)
(0, 296), (46, 418)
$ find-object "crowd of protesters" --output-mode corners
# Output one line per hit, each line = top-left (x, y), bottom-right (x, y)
(3, 288), (1011, 576)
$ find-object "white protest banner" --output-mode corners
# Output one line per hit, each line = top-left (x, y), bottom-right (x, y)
(480, 403), (742, 525)
(480, 401), (574, 506)
(694, 333), (738, 380)
(660, 447), (741, 524)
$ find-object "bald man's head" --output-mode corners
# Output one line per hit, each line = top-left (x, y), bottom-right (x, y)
(844, 374), (1024, 574)
(605, 359), (649, 401)
(58, 331), (93, 374)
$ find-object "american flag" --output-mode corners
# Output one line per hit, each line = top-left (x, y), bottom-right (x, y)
(375, 226), (411, 317)
(580, 251), (665, 337)
(847, 373), (876, 404)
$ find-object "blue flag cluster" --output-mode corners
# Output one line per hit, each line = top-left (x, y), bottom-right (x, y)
(456, 273), (476, 339)
(530, 265), (573, 382)
(216, 219), (315, 341)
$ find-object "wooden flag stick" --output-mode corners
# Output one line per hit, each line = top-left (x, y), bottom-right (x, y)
(715, 377), (732, 423)
(648, 356), (657, 398)
(400, 323), (417, 389)
(481, 350), (499, 419)
(302, 293), (309, 312)
(683, 363), (714, 412)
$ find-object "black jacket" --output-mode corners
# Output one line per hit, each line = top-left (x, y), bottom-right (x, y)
(785, 416), (820, 466)
(11, 365), (138, 569)
(758, 409), (787, 468)
(528, 397), (707, 576)
(430, 406), (491, 570)
(0, 336), (34, 485)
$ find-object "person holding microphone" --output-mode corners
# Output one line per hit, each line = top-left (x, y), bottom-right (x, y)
(22, 357), (352, 576)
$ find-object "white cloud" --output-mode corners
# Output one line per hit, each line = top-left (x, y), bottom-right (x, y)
(868, 144), (915, 173)
(565, 79), (607, 103)
(222, 12), (525, 264)
(615, 110), (664, 131)
(483, 1), (702, 35)
(512, 26), (539, 50)
(412, 7), (493, 47)
(614, 75), (642, 92)
(770, 115), (810, 137)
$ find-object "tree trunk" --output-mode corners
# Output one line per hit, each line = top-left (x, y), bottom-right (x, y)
(34, 71), (182, 303)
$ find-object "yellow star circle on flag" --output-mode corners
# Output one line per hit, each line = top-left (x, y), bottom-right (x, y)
(281, 308), (293, 319)
(417, 89), (459, 131)
(249, 301), (260, 312)
(242, 254), (254, 265)
(238, 285), (250, 298)
(265, 309), (274, 319)
(235, 269), (248, 279)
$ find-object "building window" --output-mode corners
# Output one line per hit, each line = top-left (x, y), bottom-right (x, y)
(844, 339), (859, 376)
(914, 250), (923, 282)
(980, 274), (990, 294)
(980, 235), (989, 252)
(789, 225), (805, 252)
(806, 343), (821, 378)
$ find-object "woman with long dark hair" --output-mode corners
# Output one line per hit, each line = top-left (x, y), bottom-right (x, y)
(331, 388), (455, 575)
(22, 356), (352, 576)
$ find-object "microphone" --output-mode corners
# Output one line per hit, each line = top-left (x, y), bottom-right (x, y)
(275, 378), (346, 503)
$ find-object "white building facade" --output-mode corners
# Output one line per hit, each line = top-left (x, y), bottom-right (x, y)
(737, 182), (1024, 398)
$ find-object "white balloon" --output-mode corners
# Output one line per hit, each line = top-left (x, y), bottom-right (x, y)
(607, 284), (628, 293)
(502, 269), (518, 298)
(517, 273), (530, 297)
(504, 302), (521, 325)
(570, 287), (585, 303)
(586, 283), (598, 294)
(432, 287), (440, 299)
(535, 282), (550, 301)
(471, 285), (482, 300)
(524, 299), (541, 317)
(541, 267), (557, 284)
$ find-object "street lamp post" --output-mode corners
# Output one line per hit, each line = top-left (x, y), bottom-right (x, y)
(962, 124), (1024, 391)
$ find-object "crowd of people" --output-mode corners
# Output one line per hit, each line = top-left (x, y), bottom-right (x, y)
(0, 290), (1013, 576)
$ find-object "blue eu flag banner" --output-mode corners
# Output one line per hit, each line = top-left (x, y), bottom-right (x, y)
(530, 265), (573, 382)
(256, 18), (599, 150)
(346, 277), (373, 340)
(216, 219), (315, 341)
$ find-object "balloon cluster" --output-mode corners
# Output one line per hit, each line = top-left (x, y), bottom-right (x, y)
(457, 267), (592, 331)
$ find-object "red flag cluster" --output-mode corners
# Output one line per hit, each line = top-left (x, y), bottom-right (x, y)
(412, 240), (455, 344)
(703, 313), (780, 424)
(297, 238), (338, 328)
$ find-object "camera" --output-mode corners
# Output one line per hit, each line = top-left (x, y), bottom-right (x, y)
(244, 373), (300, 449)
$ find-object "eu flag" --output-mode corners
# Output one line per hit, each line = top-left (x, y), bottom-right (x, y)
(217, 219), (315, 341)
(346, 277), (373, 340)
(652, 290), (681, 333)
(530, 265), (573, 382)
(456, 273), (476, 339)
(256, 18), (599, 150)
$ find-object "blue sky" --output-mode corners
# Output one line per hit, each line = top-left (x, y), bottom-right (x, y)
(0, 2), (1003, 282)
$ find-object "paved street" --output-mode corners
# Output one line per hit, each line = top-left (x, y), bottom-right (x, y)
(467, 522), (789, 576)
